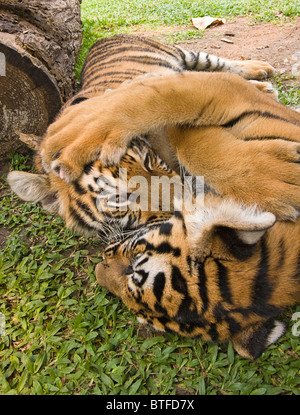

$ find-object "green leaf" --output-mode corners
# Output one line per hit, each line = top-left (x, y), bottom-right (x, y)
(100, 372), (114, 389)
(227, 342), (235, 365)
(34, 351), (47, 374)
(84, 331), (98, 342)
(32, 379), (43, 395)
(251, 388), (267, 395)
(17, 370), (28, 393)
(140, 336), (165, 351)
(128, 378), (142, 395)
(198, 377), (206, 395)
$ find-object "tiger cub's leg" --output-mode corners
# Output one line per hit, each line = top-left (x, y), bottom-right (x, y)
(232, 319), (287, 360)
(167, 125), (300, 220)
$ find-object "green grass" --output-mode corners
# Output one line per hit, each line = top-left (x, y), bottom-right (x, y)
(1, 0), (300, 395)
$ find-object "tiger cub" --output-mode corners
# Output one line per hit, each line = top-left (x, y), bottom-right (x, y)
(37, 33), (279, 179)
(92, 140), (300, 360)
(30, 35), (300, 222)
(69, 34), (275, 106)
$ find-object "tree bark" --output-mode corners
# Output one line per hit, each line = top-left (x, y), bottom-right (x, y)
(0, 0), (82, 161)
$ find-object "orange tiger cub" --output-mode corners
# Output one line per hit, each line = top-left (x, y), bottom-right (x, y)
(93, 142), (300, 360)
(33, 35), (300, 221)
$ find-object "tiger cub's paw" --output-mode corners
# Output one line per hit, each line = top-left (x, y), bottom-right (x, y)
(49, 133), (131, 182)
(243, 141), (300, 221)
(232, 60), (275, 80)
(50, 144), (102, 182)
(248, 80), (279, 101)
(99, 141), (129, 166)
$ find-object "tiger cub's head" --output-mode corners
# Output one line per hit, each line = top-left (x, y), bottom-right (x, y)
(7, 138), (178, 238)
(96, 198), (300, 359)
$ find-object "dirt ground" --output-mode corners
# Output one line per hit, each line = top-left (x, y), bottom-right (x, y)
(163, 16), (300, 79)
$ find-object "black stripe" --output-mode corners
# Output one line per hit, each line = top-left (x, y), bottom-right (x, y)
(146, 215), (160, 224)
(159, 222), (173, 236)
(88, 184), (96, 193)
(153, 272), (166, 303)
(222, 110), (289, 129)
(208, 323), (219, 342)
(143, 152), (151, 172)
(225, 315), (241, 335)
(73, 181), (87, 195)
(297, 252), (300, 277)
(83, 161), (94, 175)
(92, 80), (127, 86)
(185, 51), (199, 70)
(84, 42), (179, 66)
(171, 266), (205, 330)
(277, 238), (286, 269)
(174, 211), (187, 234)
(87, 55), (181, 72)
(90, 196), (97, 208)
(215, 259), (233, 304)
(137, 35), (181, 60)
(86, 37), (181, 64)
(69, 206), (90, 230)
(205, 53), (211, 69)
(217, 226), (256, 261)
(139, 239), (181, 256)
(171, 265), (188, 295)
(134, 269), (149, 287)
(154, 302), (168, 315)
(81, 38), (126, 73)
(156, 242), (181, 257)
(134, 255), (149, 268)
(83, 69), (145, 86)
(243, 135), (296, 142)
(74, 199), (98, 222)
(251, 239), (273, 313)
(70, 96), (88, 106)
(197, 261), (209, 314)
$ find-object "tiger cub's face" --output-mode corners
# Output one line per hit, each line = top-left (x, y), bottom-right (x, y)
(95, 201), (300, 359)
(7, 139), (179, 238)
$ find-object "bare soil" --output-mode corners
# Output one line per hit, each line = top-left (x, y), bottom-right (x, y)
(154, 17), (300, 80)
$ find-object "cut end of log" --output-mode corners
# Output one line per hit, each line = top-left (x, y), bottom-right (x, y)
(0, 34), (62, 159)
(0, 1), (82, 161)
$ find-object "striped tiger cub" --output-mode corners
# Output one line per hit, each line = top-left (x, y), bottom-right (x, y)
(37, 33), (280, 181)
(27, 34), (300, 222)
(93, 139), (300, 360)
(69, 34), (275, 106)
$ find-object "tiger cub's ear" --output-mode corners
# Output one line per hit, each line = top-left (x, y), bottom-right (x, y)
(7, 171), (59, 213)
(186, 199), (276, 258)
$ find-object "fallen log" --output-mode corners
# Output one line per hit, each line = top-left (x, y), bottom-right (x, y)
(0, 0), (82, 161)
